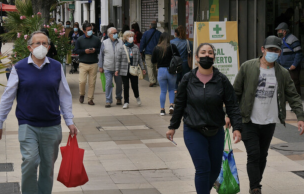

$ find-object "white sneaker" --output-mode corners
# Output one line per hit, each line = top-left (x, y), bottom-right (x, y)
(123, 103), (129, 109)
(136, 97), (141, 106)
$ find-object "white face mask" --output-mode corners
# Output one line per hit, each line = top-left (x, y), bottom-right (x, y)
(128, 37), (134, 43)
(32, 45), (48, 59)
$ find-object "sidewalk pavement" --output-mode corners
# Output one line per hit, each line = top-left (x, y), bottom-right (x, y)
(0, 43), (304, 194)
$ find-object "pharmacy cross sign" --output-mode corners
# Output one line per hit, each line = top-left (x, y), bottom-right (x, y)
(213, 25), (222, 34)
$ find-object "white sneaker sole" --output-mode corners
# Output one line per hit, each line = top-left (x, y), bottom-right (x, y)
(169, 108), (174, 114)
(160, 113), (165, 116)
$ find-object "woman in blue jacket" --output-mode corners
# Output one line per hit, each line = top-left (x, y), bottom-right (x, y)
(170, 25), (193, 93)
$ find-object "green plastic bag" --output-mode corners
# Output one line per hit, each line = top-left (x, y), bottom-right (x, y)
(100, 73), (106, 92)
(214, 128), (240, 194)
(100, 73), (114, 92)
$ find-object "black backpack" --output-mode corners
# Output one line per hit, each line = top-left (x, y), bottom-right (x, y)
(168, 44), (183, 74)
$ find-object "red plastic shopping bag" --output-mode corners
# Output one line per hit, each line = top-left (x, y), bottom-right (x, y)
(57, 135), (89, 187)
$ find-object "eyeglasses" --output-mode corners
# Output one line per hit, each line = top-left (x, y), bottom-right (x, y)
(112, 32), (118, 35)
(30, 42), (49, 47)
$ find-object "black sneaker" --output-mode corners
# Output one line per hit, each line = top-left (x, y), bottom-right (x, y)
(249, 188), (261, 194)
(169, 105), (174, 114)
(160, 110), (166, 116)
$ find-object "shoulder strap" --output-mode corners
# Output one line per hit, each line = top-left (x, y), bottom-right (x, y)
(283, 38), (294, 52)
(170, 44), (174, 55)
(186, 40), (191, 54)
(143, 29), (157, 51)
(123, 45), (130, 64)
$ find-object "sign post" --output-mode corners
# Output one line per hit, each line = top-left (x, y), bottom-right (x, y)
(193, 21), (239, 84)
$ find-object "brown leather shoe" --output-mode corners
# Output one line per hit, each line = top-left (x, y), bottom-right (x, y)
(88, 100), (95, 105)
(105, 102), (111, 108)
(116, 99), (122, 105)
(79, 95), (84, 103)
(149, 83), (156, 87)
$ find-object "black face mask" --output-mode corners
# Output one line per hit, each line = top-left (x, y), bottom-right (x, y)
(199, 57), (214, 69)
(277, 33), (284, 38)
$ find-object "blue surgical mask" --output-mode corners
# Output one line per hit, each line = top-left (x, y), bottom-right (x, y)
(66, 25), (70, 28)
(265, 51), (279, 63)
(87, 30), (93, 36)
(74, 28), (78, 32)
(113, 33), (118, 39)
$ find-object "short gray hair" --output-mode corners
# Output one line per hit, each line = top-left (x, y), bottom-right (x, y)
(107, 27), (116, 36)
(123, 31), (135, 42)
(27, 31), (51, 46)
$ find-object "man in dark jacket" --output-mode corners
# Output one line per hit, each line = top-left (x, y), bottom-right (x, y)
(74, 22), (101, 105)
(231, 36), (304, 194)
(276, 22), (303, 95)
(140, 21), (161, 87)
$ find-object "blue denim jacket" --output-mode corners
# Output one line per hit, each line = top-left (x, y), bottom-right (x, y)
(170, 38), (193, 62)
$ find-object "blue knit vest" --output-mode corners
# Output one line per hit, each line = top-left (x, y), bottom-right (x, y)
(15, 57), (62, 127)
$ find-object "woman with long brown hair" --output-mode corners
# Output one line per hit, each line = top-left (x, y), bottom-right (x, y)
(151, 32), (180, 115)
(171, 25), (193, 93)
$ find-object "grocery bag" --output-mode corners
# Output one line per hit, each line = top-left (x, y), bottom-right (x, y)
(57, 135), (89, 187)
(100, 72), (114, 92)
(214, 128), (240, 194)
(100, 72), (106, 92)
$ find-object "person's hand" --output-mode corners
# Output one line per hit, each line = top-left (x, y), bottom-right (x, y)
(225, 117), (231, 129)
(289, 65), (296, 70)
(85, 49), (91, 54)
(0, 129), (2, 140)
(115, 71), (119, 76)
(99, 67), (104, 73)
(298, 121), (304, 135)
(166, 129), (175, 141)
(143, 70), (146, 75)
(233, 130), (242, 144)
(91, 48), (96, 53)
(68, 125), (78, 136)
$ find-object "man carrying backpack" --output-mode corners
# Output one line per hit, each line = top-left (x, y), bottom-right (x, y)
(140, 21), (161, 87)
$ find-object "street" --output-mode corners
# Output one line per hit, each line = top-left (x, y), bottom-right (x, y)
(0, 43), (304, 194)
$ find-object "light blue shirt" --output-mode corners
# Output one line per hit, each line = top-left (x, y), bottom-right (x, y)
(0, 55), (74, 129)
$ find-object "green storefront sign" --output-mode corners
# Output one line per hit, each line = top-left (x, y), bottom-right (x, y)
(69, 4), (75, 10)
(209, 0), (219, 21)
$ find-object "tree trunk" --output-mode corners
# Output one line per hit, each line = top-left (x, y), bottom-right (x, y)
(31, 0), (56, 24)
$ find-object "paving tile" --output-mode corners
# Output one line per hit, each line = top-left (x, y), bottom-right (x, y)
(108, 171), (149, 184)
(145, 142), (176, 148)
(120, 188), (161, 194)
(140, 170), (179, 182)
(114, 140), (143, 145)
(83, 190), (122, 194)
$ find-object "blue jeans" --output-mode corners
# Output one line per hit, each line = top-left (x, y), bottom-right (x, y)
(157, 67), (177, 108)
(175, 61), (190, 90)
(19, 124), (62, 194)
(104, 70), (123, 103)
(184, 124), (224, 194)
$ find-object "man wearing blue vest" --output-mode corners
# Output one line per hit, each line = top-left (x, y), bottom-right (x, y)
(276, 22), (303, 96)
(0, 31), (77, 194)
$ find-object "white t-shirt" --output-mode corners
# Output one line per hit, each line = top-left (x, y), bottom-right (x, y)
(250, 67), (280, 124)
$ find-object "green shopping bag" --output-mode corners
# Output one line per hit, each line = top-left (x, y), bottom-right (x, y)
(100, 73), (106, 92)
(214, 128), (240, 194)
(100, 73), (114, 92)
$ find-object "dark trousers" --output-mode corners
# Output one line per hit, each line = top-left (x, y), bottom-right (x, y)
(242, 122), (276, 190)
(121, 72), (139, 103)
(184, 124), (224, 194)
(289, 64), (301, 96)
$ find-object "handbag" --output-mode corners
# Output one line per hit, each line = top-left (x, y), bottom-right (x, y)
(186, 40), (193, 70)
(214, 128), (240, 194)
(168, 44), (183, 74)
(123, 45), (142, 76)
(57, 135), (89, 187)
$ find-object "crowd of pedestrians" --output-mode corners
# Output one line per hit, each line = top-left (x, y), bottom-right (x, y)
(0, 19), (304, 194)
